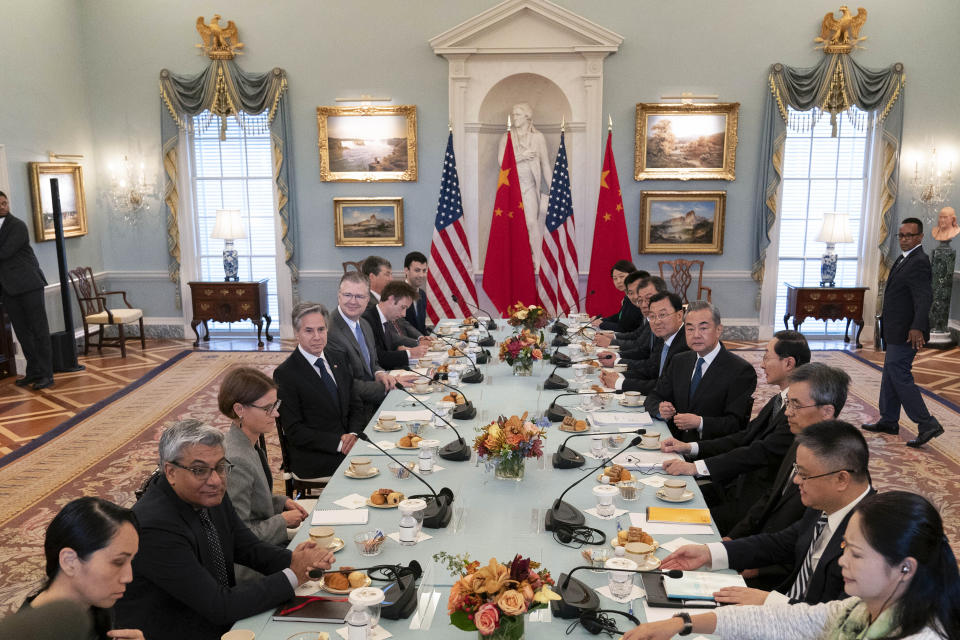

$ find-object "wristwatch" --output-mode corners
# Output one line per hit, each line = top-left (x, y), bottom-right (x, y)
(672, 611), (693, 636)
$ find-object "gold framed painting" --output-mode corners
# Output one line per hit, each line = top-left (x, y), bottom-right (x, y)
(639, 191), (725, 254)
(634, 102), (739, 181)
(334, 197), (404, 247)
(28, 162), (88, 241)
(317, 105), (417, 182)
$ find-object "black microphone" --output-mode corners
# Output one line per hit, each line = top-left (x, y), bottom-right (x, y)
(428, 329), (484, 383)
(544, 436), (642, 532)
(394, 383), (471, 461)
(543, 364), (569, 390)
(551, 290), (596, 335)
(451, 294), (498, 330)
(552, 428), (646, 469)
(356, 432), (454, 527)
(403, 369), (477, 420)
(308, 563), (416, 581)
(545, 389), (623, 423)
(552, 565), (682, 619)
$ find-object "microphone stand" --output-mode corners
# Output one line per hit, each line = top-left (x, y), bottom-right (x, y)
(404, 369), (477, 420)
(544, 436), (641, 532)
(552, 428), (646, 469)
(450, 294), (498, 330)
(429, 329), (484, 383)
(545, 389), (623, 423)
(543, 364), (569, 390)
(553, 565), (683, 619)
(394, 383), (472, 461)
(356, 432), (454, 527)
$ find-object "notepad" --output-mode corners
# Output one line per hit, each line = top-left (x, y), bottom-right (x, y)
(646, 507), (712, 525)
(589, 412), (653, 427)
(663, 571), (745, 600)
(272, 596), (351, 623)
(311, 509), (369, 526)
(388, 410), (434, 422)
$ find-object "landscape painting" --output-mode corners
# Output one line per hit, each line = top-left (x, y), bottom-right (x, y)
(28, 162), (88, 241)
(318, 105), (417, 182)
(334, 197), (404, 247)
(639, 191), (725, 254)
(635, 103), (739, 181)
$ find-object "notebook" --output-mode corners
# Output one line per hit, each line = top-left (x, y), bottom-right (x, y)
(646, 507), (712, 525)
(589, 412), (653, 427)
(272, 596), (351, 622)
(311, 509), (369, 526)
(663, 571), (746, 600)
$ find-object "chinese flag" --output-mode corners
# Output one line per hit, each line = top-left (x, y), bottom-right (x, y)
(482, 132), (539, 315)
(586, 131), (632, 317)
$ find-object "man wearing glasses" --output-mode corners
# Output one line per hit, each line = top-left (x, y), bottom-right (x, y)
(863, 218), (944, 448)
(117, 420), (336, 640)
(661, 420), (873, 608)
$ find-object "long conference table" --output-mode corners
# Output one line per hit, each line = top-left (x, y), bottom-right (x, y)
(235, 325), (728, 639)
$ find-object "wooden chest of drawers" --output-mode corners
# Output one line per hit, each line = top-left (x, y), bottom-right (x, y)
(784, 285), (868, 348)
(187, 280), (272, 347)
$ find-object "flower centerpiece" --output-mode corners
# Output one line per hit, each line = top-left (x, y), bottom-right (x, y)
(473, 413), (547, 480)
(498, 329), (545, 376)
(505, 302), (551, 332)
(435, 551), (561, 640)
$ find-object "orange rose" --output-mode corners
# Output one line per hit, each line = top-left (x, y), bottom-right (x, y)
(497, 589), (527, 616)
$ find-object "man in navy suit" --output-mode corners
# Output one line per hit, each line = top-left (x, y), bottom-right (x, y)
(863, 218), (944, 447)
(403, 251), (429, 334)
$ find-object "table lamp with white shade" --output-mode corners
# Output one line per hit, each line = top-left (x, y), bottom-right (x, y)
(816, 212), (853, 287)
(210, 209), (247, 282)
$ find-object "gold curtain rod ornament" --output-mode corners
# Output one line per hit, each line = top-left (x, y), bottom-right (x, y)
(195, 15), (244, 60)
(815, 6), (868, 53)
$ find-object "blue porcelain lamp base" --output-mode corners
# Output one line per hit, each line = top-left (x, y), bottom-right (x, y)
(820, 245), (837, 287)
(222, 240), (239, 282)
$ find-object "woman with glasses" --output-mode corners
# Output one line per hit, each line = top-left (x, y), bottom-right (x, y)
(623, 491), (960, 640)
(22, 497), (144, 639)
(219, 366), (307, 548)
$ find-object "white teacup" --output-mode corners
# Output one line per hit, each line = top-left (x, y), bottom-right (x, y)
(349, 457), (372, 476)
(308, 526), (335, 548)
(663, 478), (687, 499)
(378, 414), (397, 429)
(622, 391), (642, 406)
(413, 380), (431, 394)
(640, 432), (661, 448)
(624, 541), (655, 565)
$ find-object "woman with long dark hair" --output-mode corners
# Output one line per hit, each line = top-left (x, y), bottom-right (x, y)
(623, 491), (960, 640)
(23, 496), (144, 639)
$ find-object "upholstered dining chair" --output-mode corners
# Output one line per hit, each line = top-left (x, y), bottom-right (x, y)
(342, 260), (363, 274)
(67, 266), (146, 357)
(658, 258), (712, 304)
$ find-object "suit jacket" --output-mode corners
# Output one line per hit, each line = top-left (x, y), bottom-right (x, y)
(728, 441), (805, 541)
(274, 348), (366, 477)
(599, 296), (644, 333)
(223, 425), (288, 546)
(616, 322), (654, 361)
(621, 329), (689, 394)
(724, 489), (876, 605)
(115, 476), (294, 640)
(0, 214), (47, 296)
(881, 247), (933, 345)
(643, 344), (756, 441)
(362, 305), (411, 371)
(405, 286), (428, 334)
(326, 309), (386, 409)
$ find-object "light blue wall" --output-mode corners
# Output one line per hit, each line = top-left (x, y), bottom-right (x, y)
(5, 1), (959, 326)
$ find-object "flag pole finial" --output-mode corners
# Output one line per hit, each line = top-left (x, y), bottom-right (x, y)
(448, 120), (453, 133)
(560, 115), (565, 133)
(608, 114), (613, 131)
(507, 114), (512, 130)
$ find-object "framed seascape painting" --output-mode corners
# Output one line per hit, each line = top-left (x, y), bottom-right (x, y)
(333, 197), (404, 247)
(28, 162), (88, 241)
(634, 102), (739, 181)
(317, 105), (417, 182)
(639, 191), (725, 254)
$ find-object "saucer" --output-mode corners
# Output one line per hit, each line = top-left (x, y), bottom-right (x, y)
(319, 574), (372, 594)
(630, 554), (662, 571)
(395, 443), (420, 450)
(374, 423), (402, 432)
(656, 488), (695, 502)
(327, 537), (345, 553)
(410, 388), (436, 396)
(637, 443), (661, 450)
(618, 400), (643, 408)
(366, 497), (403, 509)
(344, 467), (380, 479)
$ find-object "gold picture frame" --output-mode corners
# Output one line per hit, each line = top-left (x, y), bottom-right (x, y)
(317, 105), (417, 182)
(634, 102), (739, 181)
(334, 197), (404, 247)
(639, 191), (726, 254)
(28, 162), (88, 241)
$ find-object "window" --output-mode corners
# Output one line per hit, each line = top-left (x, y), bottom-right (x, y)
(189, 111), (279, 332)
(774, 107), (869, 336)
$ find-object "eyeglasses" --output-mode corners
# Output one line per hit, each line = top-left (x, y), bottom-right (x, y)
(649, 311), (680, 322)
(791, 462), (853, 482)
(897, 233), (921, 239)
(248, 399), (282, 413)
(169, 460), (234, 481)
(339, 292), (369, 301)
(785, 399), (820, 411)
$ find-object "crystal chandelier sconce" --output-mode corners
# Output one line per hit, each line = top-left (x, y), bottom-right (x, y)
(911, 148), (954, 223)
(107, 155), (154, 220)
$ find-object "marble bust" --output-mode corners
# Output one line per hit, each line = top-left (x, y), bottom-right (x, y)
(932, 206), (959, 242)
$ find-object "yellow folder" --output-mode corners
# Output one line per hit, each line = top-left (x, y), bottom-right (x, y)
(646, 506), (712, 525)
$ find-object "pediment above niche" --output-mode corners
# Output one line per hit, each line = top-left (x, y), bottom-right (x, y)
(430, 0), (623, 54)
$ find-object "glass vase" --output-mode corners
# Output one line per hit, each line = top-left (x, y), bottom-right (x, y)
(479, 613), (525, 640)
(512, 360), (533, 376)
(495, 455), (526, 481)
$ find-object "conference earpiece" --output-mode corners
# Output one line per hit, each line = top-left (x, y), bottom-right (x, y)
(553, 524), (607, 547)
(575, 609), (641, 635)
(902, 565), (910, 574)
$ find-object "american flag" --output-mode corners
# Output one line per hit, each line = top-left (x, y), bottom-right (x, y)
(537, 131), (579, 316)
(426, 132), (478, 323)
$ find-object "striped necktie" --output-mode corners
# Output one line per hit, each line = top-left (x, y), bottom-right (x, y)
(786, 513), (829, 601)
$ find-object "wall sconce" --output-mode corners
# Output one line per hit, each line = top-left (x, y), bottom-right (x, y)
(911, 147), (954, 223)
(106, 155), (154, 221)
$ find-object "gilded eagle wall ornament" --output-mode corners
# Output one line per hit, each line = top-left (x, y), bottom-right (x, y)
(814, 6), (867, 53)
(195, 15), (244, 59)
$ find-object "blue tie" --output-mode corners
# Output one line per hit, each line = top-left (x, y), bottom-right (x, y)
(689, 357), (705, 401)
(353, 322), (372, 374)
(314, 358), (340, 408)
(659, 342), (669, 375)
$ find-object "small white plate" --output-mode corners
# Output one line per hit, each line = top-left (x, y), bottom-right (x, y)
(344, 467), (380, 479)
(619, 400), (643, 408)
(656, 488), (695, 502)
(395, 443), (420, 450)
(319, 574), (372, 594)
(374, 423), (402, 432)
(637, 443), (661, 450)
(366, 496), (403, 509)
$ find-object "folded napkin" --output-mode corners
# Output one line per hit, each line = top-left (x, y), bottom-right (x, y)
(595, 584), (646, 604)
(332, 493), (368, 510)
(585, 507), (628, 521)
(387, 530), (433, 543)
(659, 536), (700, 553)
(336, 625), (392, 640)
(312, 509), (369, 526)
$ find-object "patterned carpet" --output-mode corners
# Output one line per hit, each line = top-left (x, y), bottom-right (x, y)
(0, 346), (958, 615)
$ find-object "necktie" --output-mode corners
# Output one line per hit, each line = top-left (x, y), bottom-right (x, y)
(314, 358), (341, 408)
(198, 508), (229, 588)
(649, 330), (655, 350)
(688, 357), (705, 400)
(417, 290), (426, 325)
(786, 513), (829, 601)
(353, 322), (372, 374)
(658, 342), (669, 375)
(255, 443), (273, 491)
(772, 393), (784, 414)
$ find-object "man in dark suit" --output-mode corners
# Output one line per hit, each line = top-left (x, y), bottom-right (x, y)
(362, 280), (430, 370)
(115, 420), (335, 640)
(0, 191), (53, 389)
(660, 330), (810, 532)
(643, 301), (757, 442)
(599, 291), (688, 394)
(662, 420), (873, 607)
(594, 273), (660, 354)
(404, 251), (429, 334)
(361, 255), (393, 310)
(274, 302), (367, 478)
(863, 218), (944, 447)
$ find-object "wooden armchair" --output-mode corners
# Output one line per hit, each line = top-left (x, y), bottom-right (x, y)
(658, 259), (712, 304)
(68, 267), (146, 357)
(342, 261), (363, 274)
(273, 427), (329, 498)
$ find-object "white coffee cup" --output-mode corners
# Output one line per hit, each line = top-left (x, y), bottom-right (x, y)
(640, 432), (661, 448)
(308, 526), (335, 548)
(663, 478), (687, 499)
(622, 391), (642, 406)
(349, 457), (372, 476)
(378, 414), (397, 429)
(413, 380), (431, 394)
